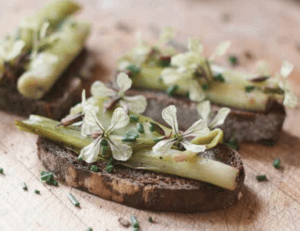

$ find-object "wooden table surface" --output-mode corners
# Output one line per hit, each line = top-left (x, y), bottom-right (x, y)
(1, 0), (300, 230)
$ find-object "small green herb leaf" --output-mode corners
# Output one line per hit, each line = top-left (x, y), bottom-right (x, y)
(202, 84), (209, 91)
(106, 165), (114, 173)
(167, 85), (178, 96)
(90, 165), (98, 172)
(137, 123), (144, 133)
(225, 137), (239, 150)
(129, 115), (139, 122)
(34, 190), (40, 194)
(213, 73), (225, 82)
(153, 137), (163, 143)
(78, 157), (83, 161)
(273, 159), (281, 169)
(131, 215), (139, 229)
(148, 217), (153, 222)
(256, 175), (267, 181)
(127, 64), (140, 78)
(149, 122), (165, 135)
(68, 193), (80, 207)
(100, 139), (108, 146)
(228, 55), (238, 65)
(245, 86), (255, 93)
(0, 167), (3, 174)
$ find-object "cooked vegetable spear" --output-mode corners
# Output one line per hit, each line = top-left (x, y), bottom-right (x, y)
(17, 19), (90, 99)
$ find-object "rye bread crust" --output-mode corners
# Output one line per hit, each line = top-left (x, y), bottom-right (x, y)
(37, 137), (245, 213)
(0, 50), (87, 120)
(128, 89), (286, 143)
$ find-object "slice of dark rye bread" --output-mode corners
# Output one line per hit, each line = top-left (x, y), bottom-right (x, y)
(37, 137), (245, 213)
(0, 50), (88, 120)
(128, 89), (286, 143)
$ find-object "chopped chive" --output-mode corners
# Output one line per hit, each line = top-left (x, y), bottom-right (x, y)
(122, 136), (137, 142)
(137, 123), (144, 133)
(78, 157), (83, 161)
(67, 193), (80, 207)
(149, 122), (165, 135)
(185, 92), (190, 98)
(245, 86), (255, 93)
(100, 139), (108, 146)
(149, 123), (154, 132)
(108, 157), (114, 165)
(228, 55), (238, 65)
(153, 138), (163, 143)
(129, 115), (139, 122)
(21, 182), (27, 191)
(131, 215), (139, 229)
(126, 131), (139, 139)
(148, 216), (153, 222)
(34, 190), (40, 194)
(0, 167), (3, 174)
(86, 228), (93, 231)
(256, 175), (267, 181)
(41, 172), (54, 181)
(273, 159), (281, 169)
(202, 84), (209, 91)
(52, 180), (59, 186)
(102, 146), (108, 156)
(167, 85), (178, 96)
(213, 73), (225, 82)
(126, 64), (140, 77)
(106, 165), (114, 173)
(90, 165), (98, 172)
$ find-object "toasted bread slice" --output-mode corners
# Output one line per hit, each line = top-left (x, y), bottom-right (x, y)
(128, 89), (286, 143)
(0, 50), (88, 120)
(37, 137), (245, 213)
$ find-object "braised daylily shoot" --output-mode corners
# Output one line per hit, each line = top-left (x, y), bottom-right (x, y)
(16, 81), (239, 190)
(117, 29), (297, 111)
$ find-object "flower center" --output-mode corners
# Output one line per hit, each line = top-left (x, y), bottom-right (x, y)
(175, 133), (183, 142)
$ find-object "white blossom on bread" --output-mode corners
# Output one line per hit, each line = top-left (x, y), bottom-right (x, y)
(161, 39), (231, 102)
(79, 107), (132, 163)
(152, 105), (210, 153)
(91, 72), (147, 113)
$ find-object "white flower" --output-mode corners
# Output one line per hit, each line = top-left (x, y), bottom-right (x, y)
(91, 72), (147, 113)
(0, 40), (25, 61)
(197, 101), (230, 129)
(161, 39), (231, 102)
(79, 107), (132, 162)
(152, 105), (210, 154)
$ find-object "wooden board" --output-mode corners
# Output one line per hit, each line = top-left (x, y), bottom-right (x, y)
(1, 0), (300, 230)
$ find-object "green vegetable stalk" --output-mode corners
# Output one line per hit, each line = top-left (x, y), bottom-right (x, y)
(17, 20), (90, 99)
(15, 115), (239, 191)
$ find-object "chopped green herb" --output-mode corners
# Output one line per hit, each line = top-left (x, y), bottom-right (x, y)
(256, 175), (267, 181)
(52, 180), (58, 186)
(90, 165), (98, 172)
(0, 167), (3, 174)
(68, 193), (80, 207)
(159, 60), (170, 67)
(129, 115), (139, 122)
(78, 157), (83, 161)
(126, 131), (139, 139)
(153, 137), (163, 143)
(202, 84), (209, 91)
(41, 171), (59, 186)
(225, 137), (239, 150)
(245, 86), (255, 93)
(131, 215), (139, 229)
(100, 139), (108, 146)
(149, 122), (165, 135)
(127, 64), (140, 77)
(86, 228), (93, 231)
(34, 190), (40, 194)
(102, 146), (108, 156)
(122, 130), (139, 142)
(106, 165), (114, 173)
(148, 217), (153, 222)
(273, 159), (281, 169)
(122, 136), (137, 142)
(149, 123), (154, 132)
(228, 55), (238, 65)
(167, 85), (178, 96)
(261, 139), (275, 146)
(185, 92), (190, 98)
(213, 73), (225, 82)
(108, 157), (114, 165)
(137, 123), (144, 133)
(21, 182), (27, 191)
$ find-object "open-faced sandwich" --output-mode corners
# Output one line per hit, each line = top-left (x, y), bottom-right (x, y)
(0, 0), (91, 119)
(117, 28), (297, 144)
(15, 73), (245, 213)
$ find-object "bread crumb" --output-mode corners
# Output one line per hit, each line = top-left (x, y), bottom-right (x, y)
(238, 192), (243, 200)
(118, 217), (130, 228)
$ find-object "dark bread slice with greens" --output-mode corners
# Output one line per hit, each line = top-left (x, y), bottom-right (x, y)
(0, 50), (88, 120)
(37, 137), (245, 213)
(128, 89), (286, 143)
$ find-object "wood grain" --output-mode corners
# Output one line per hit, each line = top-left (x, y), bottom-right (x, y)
(1, 0), (300, 230)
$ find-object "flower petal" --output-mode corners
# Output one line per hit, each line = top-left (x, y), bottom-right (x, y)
(79, 137), (103, 163)
(108, 137), (132, 161)
(159, 26), (175, 44)
(280, 61), (294, 78)
(209, 107), (231, 129)
(161, 68), (185, 85)
(120, 95), (147, 114)
(91, 81), (116, 98)
(189, 79), (206, 102)
(283, 90), (298, 108)
(6, 40), (25, 61)
(117, 72), (132, 94)
(39, 21), (50, 40)
(162, 105), (179, 134)
(81, 105), (104, 136)
(188, 38), (203, 53)
(196, 100), (211, 123)
(183, 119), (210, 138)
(210, 41), (231, 60)
(181, 140), (206, 153)
(152, 138), (177, 153)
(171, 52), (201, 68)
(107, 107), (130, 132)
